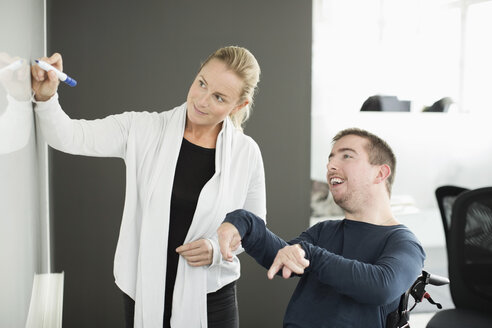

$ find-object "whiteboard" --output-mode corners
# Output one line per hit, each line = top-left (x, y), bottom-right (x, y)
(0, 0), (49, 327)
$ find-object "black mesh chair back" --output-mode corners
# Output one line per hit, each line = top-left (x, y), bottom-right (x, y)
(448, 187), (492, 312)
(427, 187), (492, 327)
(435, 186), (468, 246)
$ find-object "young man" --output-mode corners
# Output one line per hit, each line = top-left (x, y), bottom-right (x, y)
(217, 128), (425, 328)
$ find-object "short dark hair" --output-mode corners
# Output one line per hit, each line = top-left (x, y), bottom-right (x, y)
(332, 128), (396, 195)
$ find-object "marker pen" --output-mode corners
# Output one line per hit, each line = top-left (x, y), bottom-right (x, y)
(0, 59), (24, 75)
(34, 59), (77, 87)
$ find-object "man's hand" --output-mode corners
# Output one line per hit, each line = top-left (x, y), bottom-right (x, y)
(267, 244), (310, 280)
(176, 239), (213, 267)
(217, 222), (242, 262)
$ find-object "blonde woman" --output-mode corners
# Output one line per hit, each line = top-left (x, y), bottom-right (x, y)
(31, 46), (266, 328)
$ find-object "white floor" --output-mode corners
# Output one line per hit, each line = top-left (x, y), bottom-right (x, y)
(409, 312), (435, 328)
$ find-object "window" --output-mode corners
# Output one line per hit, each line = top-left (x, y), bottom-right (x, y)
(312, 0), (492, 114)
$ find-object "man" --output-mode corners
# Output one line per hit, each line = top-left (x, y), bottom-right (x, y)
(217, 128), (425, 327)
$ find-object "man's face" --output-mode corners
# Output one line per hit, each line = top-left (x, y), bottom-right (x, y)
(326, 135), (380, 213)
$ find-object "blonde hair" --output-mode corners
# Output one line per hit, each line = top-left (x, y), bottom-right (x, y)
(200, 46), (261, 131)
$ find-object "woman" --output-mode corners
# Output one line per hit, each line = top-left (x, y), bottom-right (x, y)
(31, 46), (266, 328)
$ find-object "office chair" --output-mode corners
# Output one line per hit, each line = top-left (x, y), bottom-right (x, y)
(427, 187), (492, 327)
(360, 95), (411, 112)
(422, 97), (454, 112)
(435, 186), (469, 246)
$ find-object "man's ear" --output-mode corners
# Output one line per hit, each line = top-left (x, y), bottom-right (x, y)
(375, 164), (391, 185)
(231, 100), (249, 114)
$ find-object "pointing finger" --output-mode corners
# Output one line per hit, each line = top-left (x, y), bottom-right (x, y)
(267, 257), (283, 279)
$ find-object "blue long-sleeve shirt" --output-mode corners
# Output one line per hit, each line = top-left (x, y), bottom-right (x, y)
(224, 209), (425, 328)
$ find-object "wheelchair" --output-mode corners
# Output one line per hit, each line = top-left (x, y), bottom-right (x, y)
(386, 270), (450, 328)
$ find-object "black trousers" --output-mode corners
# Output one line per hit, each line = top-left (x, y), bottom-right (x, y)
(123, 281), (239, 328)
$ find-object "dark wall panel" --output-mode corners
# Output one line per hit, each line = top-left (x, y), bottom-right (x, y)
(48, 0), (311, 326)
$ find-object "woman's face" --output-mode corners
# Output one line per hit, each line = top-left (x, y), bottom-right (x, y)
(186, 59), (247, 129)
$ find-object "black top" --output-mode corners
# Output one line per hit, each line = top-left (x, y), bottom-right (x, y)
(164, 138), (216, 327)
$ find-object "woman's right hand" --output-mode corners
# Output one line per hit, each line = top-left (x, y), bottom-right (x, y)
(31, 53), (62, 101)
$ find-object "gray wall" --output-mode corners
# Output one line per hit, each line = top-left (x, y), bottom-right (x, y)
(48, 0), (311, 326)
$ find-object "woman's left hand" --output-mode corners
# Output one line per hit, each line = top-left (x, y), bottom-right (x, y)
(176, 239), (213, 267)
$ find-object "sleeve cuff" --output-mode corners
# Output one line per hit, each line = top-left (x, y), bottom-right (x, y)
(207, 237), (222, 267)
(224, 209), (252, 238)
(298, 241), (312, 261)
(33, 92), (59, 109)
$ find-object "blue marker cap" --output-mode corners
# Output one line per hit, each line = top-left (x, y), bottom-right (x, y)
(64, 76), (77, 87)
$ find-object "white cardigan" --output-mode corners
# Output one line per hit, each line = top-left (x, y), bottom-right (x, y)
(34, 94), (267, 327)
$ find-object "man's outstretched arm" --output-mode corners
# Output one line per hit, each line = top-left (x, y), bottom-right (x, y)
(217, 209), (309, 278)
